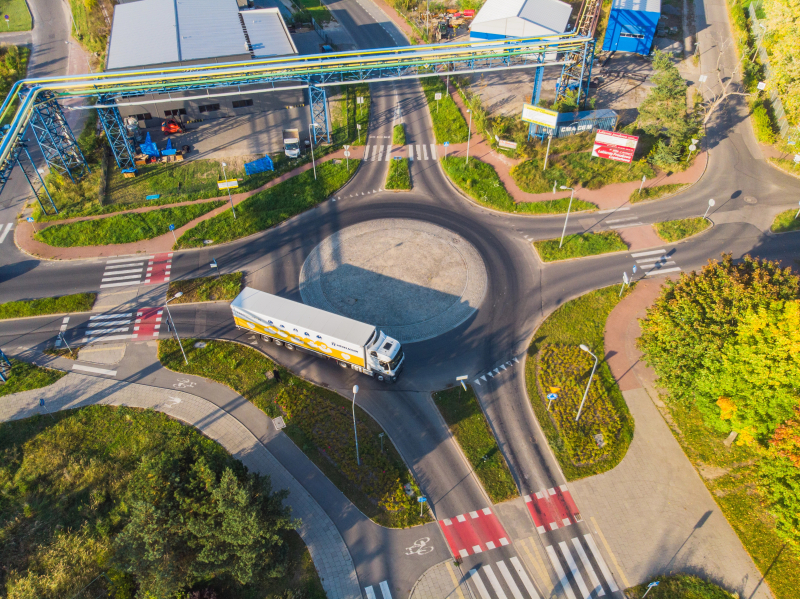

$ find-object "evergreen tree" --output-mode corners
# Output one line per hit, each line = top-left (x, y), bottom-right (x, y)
(636, 50), (695, 144)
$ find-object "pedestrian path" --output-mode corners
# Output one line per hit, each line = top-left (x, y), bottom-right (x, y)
(631, 248), (682, 277)
(543, 535), (619, 599)
(100, 253), (173, 288)
(364, 581), (393, 599)
(0, 372), (362, 599)
(467, 558), (541, 599)
(439, 507), (510, 558)
(523, 485), (582, 534)
(75, 308), (163, 344)
(362, 142), (438, 162)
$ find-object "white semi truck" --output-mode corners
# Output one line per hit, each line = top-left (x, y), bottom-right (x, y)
(231, 287), (405, 382)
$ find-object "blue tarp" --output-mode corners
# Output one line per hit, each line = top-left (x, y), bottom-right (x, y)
(140, 132), (159, 157)
(162, 138), (177, 156)
(245, 155), (274, 176)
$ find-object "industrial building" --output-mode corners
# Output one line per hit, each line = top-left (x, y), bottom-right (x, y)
(601, 0), (661, 54)
(106, 0), (300, 125)
(469, 0), (573, 41)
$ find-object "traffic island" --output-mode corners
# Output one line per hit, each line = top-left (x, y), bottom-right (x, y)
(385, 157), (412, 190)
(0, 293), (96, 320)
(0, 360), (65, 398)
(653, 217), (711, 242)
(167, 272), (243, 304)
(158, 338), (432, 528)
(524, 285), (634, 480)
(629, 183), (689, 203)
(627, 574), (737, 599)
(432, 386), (518, 503)
(533, 231), (627, 262)
(770, 208), (800, 233)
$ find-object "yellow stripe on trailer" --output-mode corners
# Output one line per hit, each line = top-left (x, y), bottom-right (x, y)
(234, 317), (366, 367)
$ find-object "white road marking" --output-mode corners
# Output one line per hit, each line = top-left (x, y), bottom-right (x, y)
(497, 561), (524, 599)
(559, 541), (591, 599)
(0, 222), (13, 243)
(571, 538), (605, 596)
(607, 222), (645, 230)
(510, 557), (541, 599)
(482, 565), (508, 599)
(379, 580), (393, 599)
(87, 320), (130, 328)
(72, 364), (117, 376)
(106, 256), (154, 264)
(101, 274), (143, 282)
(86, 327), (130, 335)
(596, 207), (630, 214)
(82, 334), (134, 343)
(645, 266), (681, 276)
(604, 216), (639, 223)
(364, 586), (377, 599)
(631, 249), (667, 257)
(468, 569), (493, 599)
(408, 145), (414, 161)
(422, 144), (429, 160)
(385, 148), (392, 161)
(546, 545), (577, 599)
(636, 256), (672, 264)
(104, 262), (144, 270)
(100, 281), (143, 289)
(416, 144), (422, 161)
(90, 313), (132, 320)
(430, 144), (437, 159)
(584, 535), (619, 592)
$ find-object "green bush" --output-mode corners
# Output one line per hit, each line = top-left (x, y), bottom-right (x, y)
(561, 153), (655, 190)
(510, 157), (570, 193)
(385, 158), (411, 190)
(534, 231), (627, 262)
(654, 217), (710, 242)
(627, 574), (737, 598)
(751, 100), (777, 144)
(630, 183), (687, 203)
(771, 209), (800, 233)
(167, 272), (243, 303)
(392, 123), (406, 145)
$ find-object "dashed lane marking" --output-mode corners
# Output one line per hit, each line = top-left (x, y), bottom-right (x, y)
(596, 207), (630, 214)
(72, 364), (117, 376)
(0, 222), (13, 243)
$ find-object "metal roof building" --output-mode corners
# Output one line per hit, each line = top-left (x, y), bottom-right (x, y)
(107, 0), (295, 70)
(469, 0), (573, 40)
(601, 0), (661, 54)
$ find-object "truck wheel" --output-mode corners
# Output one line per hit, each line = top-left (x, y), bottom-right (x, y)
(274, 340), (283, 346)
(261, 335), (271, 343)
(338, 361), (349, 369)
(377, 375), (385, 382)
(391, 376), (398, 383)
(286, 344), (295, 351)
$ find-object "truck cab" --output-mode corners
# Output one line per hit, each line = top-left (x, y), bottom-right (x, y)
(366, 331), (404, 382)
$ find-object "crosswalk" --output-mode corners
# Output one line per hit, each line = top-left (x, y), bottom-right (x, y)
(543, 535), (619, 599)
(439, 507), (510, 558)
(78, 308), (164, 343)
(524, 485), (582, 534)
(0, 222), (13, 243)
(362, 143), (438, 162)
(100, 253), (173, 288)
(364, 580), (392, 599)
(632, 248), (681, 277)
(467, 558), (541, 599)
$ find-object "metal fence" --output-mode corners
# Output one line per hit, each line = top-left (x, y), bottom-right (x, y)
(749, 0), (790, 137)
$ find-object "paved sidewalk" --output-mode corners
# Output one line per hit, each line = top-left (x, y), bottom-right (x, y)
(568, 279), (772, 598)
(0, 372), (362, 599)
(409, 561), (469, 599)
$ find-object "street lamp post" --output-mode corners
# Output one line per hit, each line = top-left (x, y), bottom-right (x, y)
(576, 344), (598, 422)
(703, 198), (715, 221)
(466, 109), (473, 165)
(559, 185), (575, 248)
(221, 162), (236, 219)
(308, 123), (318, 180)
(352, 385), (361, 466)
(165, 292), (188, 365)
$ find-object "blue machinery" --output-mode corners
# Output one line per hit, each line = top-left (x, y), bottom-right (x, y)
(0, 31), (598, 202)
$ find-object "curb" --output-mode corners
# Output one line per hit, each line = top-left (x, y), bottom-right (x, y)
(0, 309), (94, 323)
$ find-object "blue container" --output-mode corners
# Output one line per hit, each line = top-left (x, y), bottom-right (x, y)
(602, 0), (661, 55)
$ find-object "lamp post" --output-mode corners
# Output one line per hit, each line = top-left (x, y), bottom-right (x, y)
(221, 162), (236, 219)
(165, 292), (188, 365)
(308, 123), (318, 180)
(702, 198), (715, 220)
(559, 185), (575, 248)
(576, 344), (598, 422)
(352, 385), (361, 466)
(466, 109), (473, 165)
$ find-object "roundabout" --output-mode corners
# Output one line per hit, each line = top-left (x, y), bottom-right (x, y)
(299, 218), (487, 343)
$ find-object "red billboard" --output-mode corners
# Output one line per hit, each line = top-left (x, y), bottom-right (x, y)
(591, 130), (639, 164)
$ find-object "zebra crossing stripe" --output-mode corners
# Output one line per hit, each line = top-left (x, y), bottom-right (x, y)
(558, 541), (590, 599)
(378, 581), (393, 599)
(364, 586), (377, 599)
(496, 561), (524, 599)
(482, 565), (508, 599)
(571, 538), (605, 596)
(584, 534), (619, 592)
(509, 556), (541, 599)
(431, 144), (438, 159)
(422, 144), (429, 160)
(545, 545), (577, 599)
(416, 144), (422, 161)
(467, 569), (492, 599)
(408, 146), (414, 161)
(385, 148), (392, 161)
(0, 222), (13, 244)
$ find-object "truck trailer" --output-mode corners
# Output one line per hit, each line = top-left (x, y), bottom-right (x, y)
(231, 287), (405, 382)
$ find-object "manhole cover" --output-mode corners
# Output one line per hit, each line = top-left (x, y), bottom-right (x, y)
(743, 196), (758, 204)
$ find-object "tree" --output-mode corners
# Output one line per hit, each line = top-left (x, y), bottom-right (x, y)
(113, 448), (292, 598)
(638, 254), (798, 405)
(761, 407), (800, 549)
(636, 50), (695, 143)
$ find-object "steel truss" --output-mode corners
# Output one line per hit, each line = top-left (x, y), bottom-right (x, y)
(308, 86), (331, 144)
(27, 91), (89, 183)
(97, 100), (136, 172)
(17, 144), (58, 215)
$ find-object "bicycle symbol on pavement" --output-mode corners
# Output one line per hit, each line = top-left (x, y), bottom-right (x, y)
(173, 379), (196, 389)
(405, 537), (434, 556)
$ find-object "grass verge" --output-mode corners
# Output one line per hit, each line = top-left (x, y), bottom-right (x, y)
(176, 159), (358, 249)
(510, 157), (570, 194)
(561, 153), (655, 190)
(654, 217), (710, 242)
(0, 293), (96, 319)
(385, 158), (411, 190)
(433, 386), (518, 503)
(627, 574), (737, 598)
(36, 201), (225, 248)
(0, 0), (31, 31)
(0, 360), (66, 398)
(534, 232), (627, 262)
(393, 124), (406, 146)
(525, 285), (634, 480)
(0, 45), (29, 127)
(167, 272), (243, 304)
(421, 77), (469, 144)
(630, 183), (688, 203)
(0, 405), (324, 599)
(442, 157), (596, 214)
(158, 339), (431, 528)
(659, 399), (800, 599)
(770, 209), (800, 233)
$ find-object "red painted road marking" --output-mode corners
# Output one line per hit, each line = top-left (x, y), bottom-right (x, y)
(134, 307), (164, 338)
(438, 508), (510, 558)
(143, 252), (173, 285)
(525, 485), (583, 534)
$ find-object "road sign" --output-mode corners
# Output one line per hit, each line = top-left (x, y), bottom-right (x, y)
(757, 81), (766, 90)
(794, 154), (800, 163)
(357, 96), (364, 104)
(549, 386), (561, 393)
(456, 374), (468, 390)
(39, 398), (45, 406)
(623, 272), (629, 284)
(521, 103), (558, 129)
(26, 217), (33, 222)
(592, 129), (638, 163)
(689, 144), (697, 152)
(393, 156), (401, 160)
(356, 124), (361, 130)
(417, 497), (427, 502)
(444, 141), (449, 146)
(344, 145), (350, 150)
(217, 178), (238, 190)
(698, 74), (708, 82)
(435, 92), (442, 100)
(169, 224), (175, 231)
(343, 151), (351, 157)
(547, 393), (558, 400)
(632, 265), (637, 274)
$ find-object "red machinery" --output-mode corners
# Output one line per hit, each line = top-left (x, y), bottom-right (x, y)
(161, 118), (186, 135)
